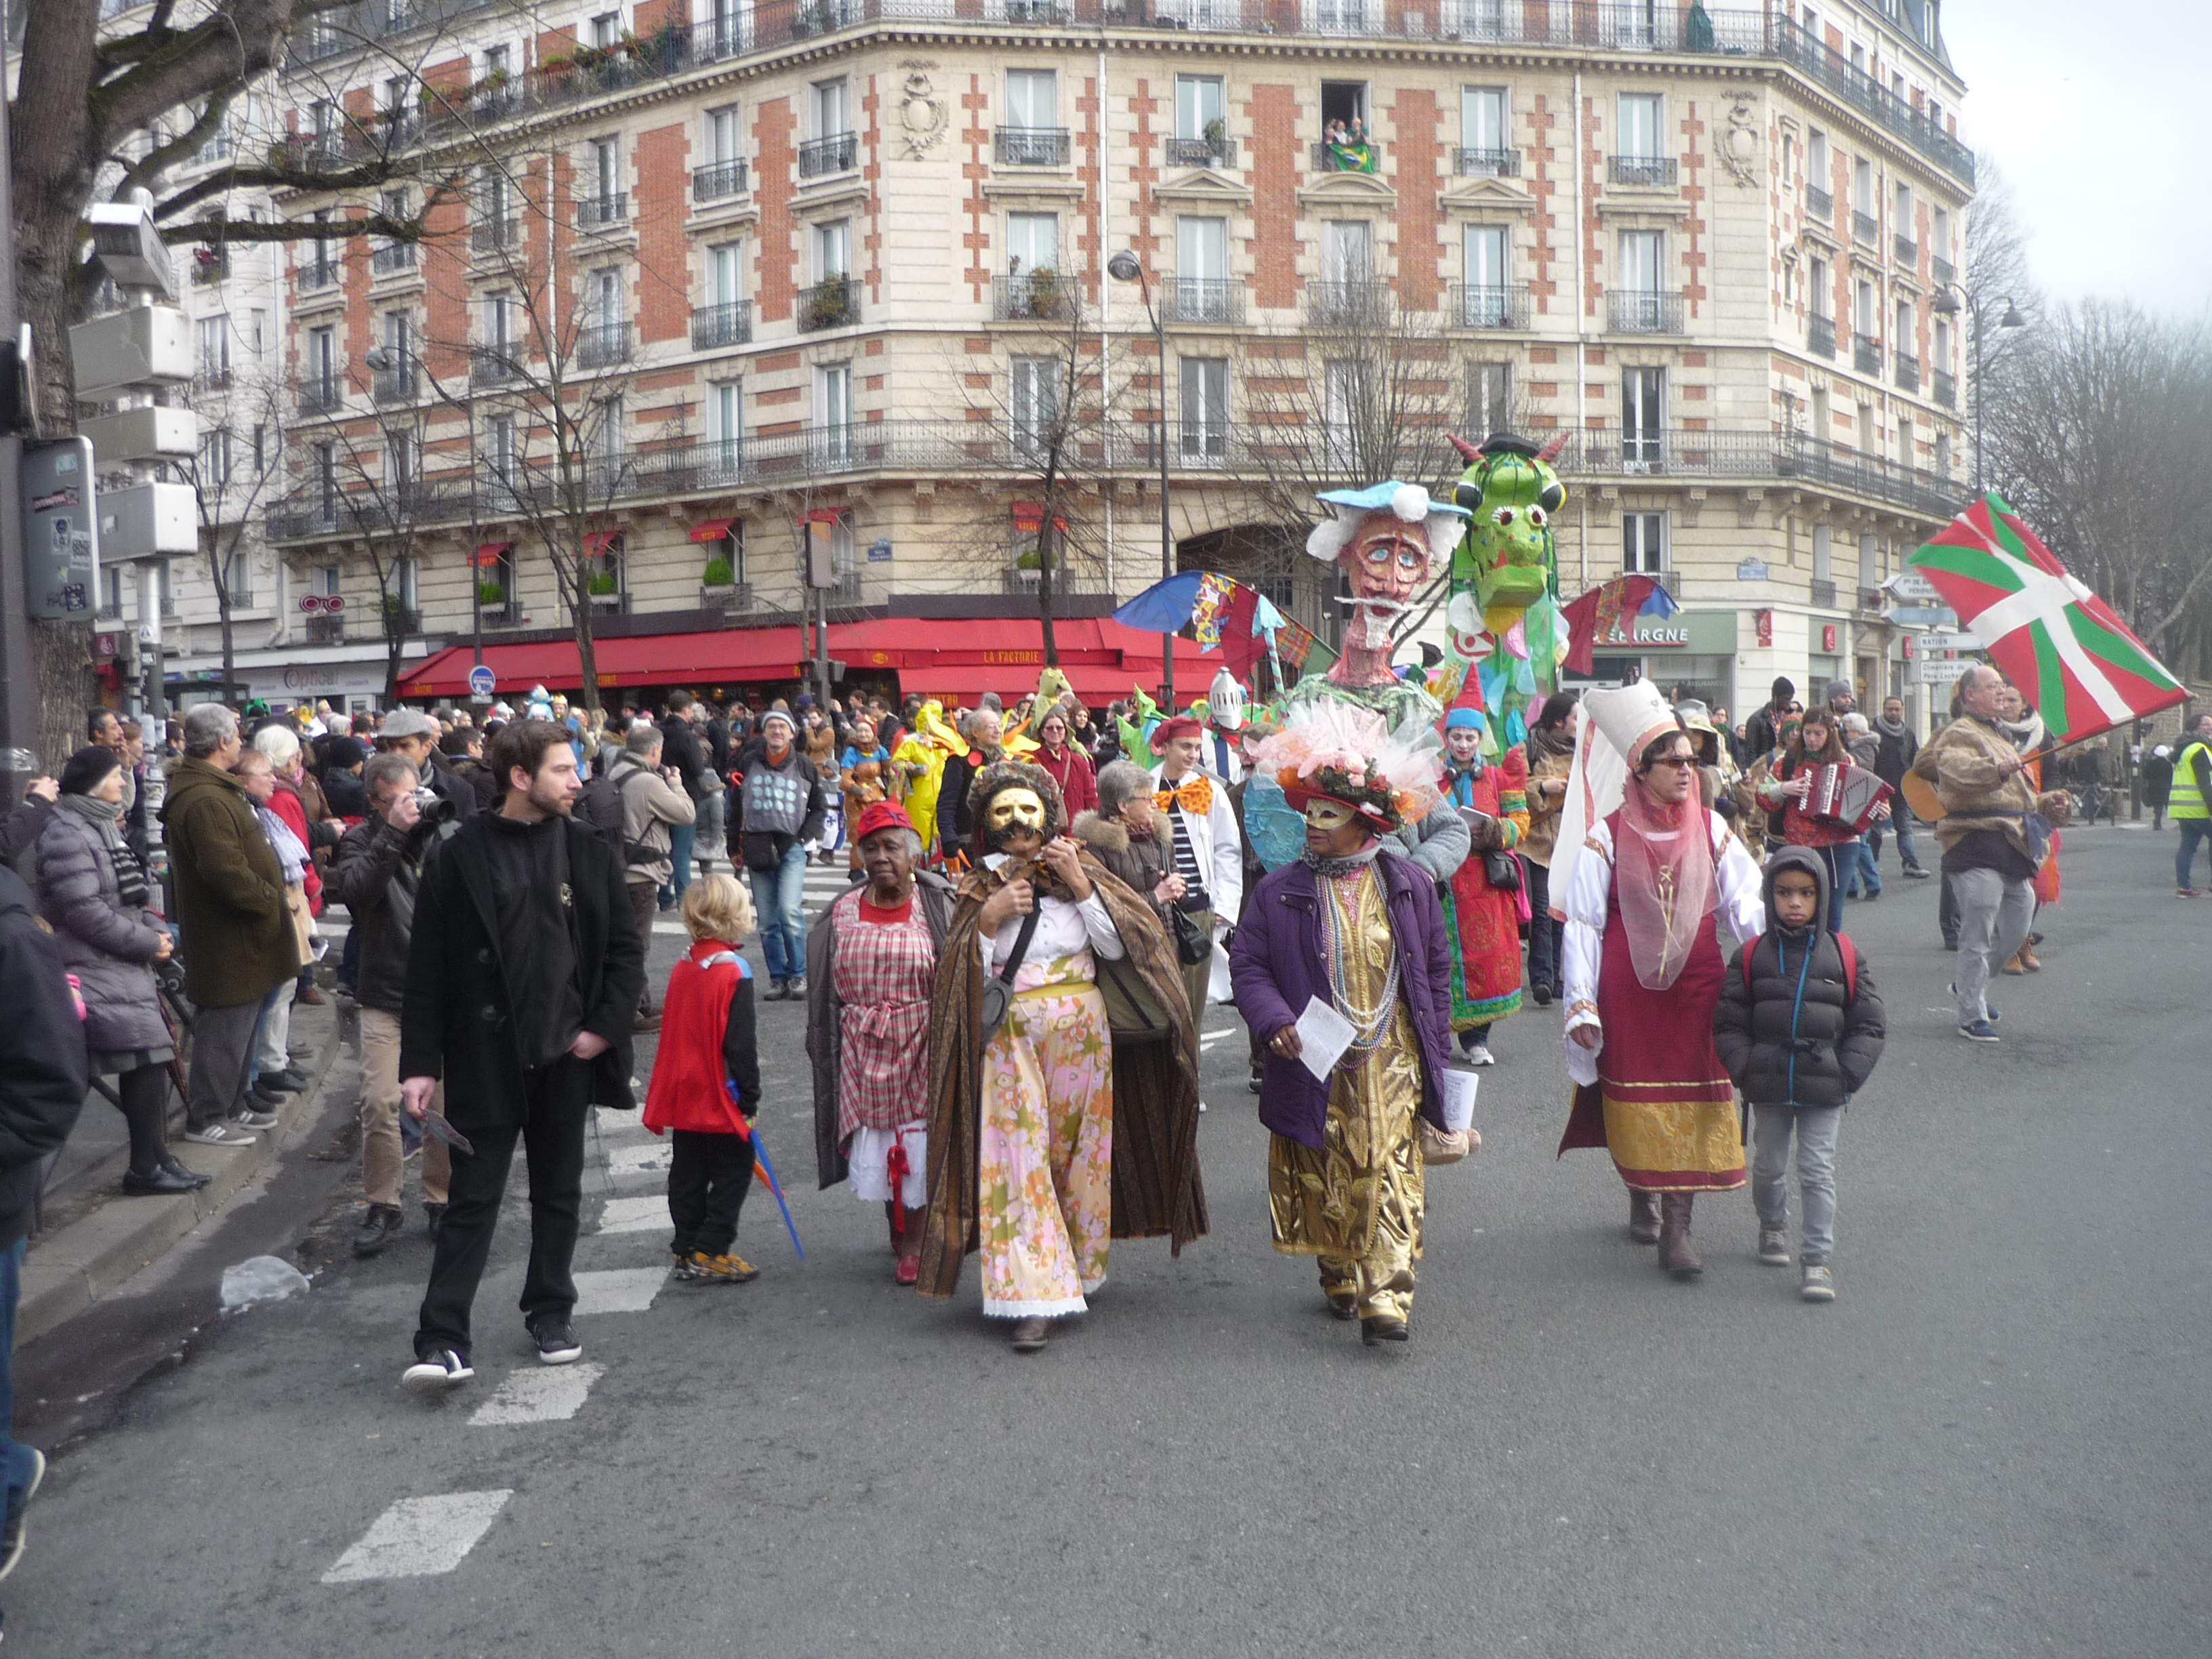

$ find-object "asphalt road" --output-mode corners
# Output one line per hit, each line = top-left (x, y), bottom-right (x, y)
(9, 832), (2207, 1657)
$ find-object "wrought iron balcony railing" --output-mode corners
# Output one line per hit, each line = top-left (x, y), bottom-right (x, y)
(295, 262), (340, 295)
(1607, 291), (1683, 333)
(1807, 184), (1833, 222)
(1305, 279), (1391, 326)
(798, 133), (857, 178)
(693, 159), (749, 202)
(1162, 279), (1243, 325)
(575, 323), (632, 369)
(994, 272), (1073, 321)
(1609, 154), (1677, 187)
(1809, 577), (1838, 608)
(371, 364), (419, 404)
(1851, 209), (1878, 245)
(577, 192), (629, 230)
(798, 276), (859, 331)
(1455, 147), (1520, 178)
(370, 242), (415, 275)
(1807, 314), (1836, 359)
(691, 301), (754, 349)
(1166, 135), (1237, 169)
(1931, 255), (1954, 289)
(470, 348), (523, 388)
(1932, 369), (1957, 409)
(995, 127), (1071, 167)
(1894, 352), (1919, 394)
(1855, 333), (1882, 374)
(1893, 232), (1917, 266)
(297, 381), (344, 415)
(1448, 282), (1531, 330)
(471, 217), (519, 253)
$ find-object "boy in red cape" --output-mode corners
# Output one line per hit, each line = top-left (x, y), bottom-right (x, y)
(643, 872), (765, 1284)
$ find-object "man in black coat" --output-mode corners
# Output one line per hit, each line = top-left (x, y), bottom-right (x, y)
(1742, 676), (1797, 764)
(658, 691), (710, 901)
(0, 864), (89, 1584)
(398, 720), (645, 1393)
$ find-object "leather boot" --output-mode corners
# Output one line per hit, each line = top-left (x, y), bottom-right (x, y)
(2020, 942), (2042, 972)
(2001, 950), (2027, 976)
(1657, 1194), (1702, 1279)
(1628, 1189), (1662, 1245)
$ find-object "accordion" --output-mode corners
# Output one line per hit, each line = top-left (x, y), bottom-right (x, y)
(1805, 762), (1893, 832)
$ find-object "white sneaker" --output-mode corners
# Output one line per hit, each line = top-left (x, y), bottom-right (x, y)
(183, 1121), (255, 1147)
(1465, 1042), (1496, 1067)
(402, 1349), (474, 1394)
(1800, 1264), (1836, 1302)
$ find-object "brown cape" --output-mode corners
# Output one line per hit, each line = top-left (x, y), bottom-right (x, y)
(917, 848), (1207, 1298)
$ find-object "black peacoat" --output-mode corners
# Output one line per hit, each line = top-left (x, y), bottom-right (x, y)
(398, 808), (645, 1130)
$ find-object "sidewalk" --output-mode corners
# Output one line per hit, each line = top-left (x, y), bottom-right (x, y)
(16, 994), (353, 1347)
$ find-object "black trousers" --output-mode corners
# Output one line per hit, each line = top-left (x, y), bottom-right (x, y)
(668, 1128), (754, 1257)
(1524, 861), (1561, 991)
(415, 1057), (590, 1359)
(114, 1063), (170, 1176)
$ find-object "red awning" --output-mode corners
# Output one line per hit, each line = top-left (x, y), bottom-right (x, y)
(581, 531), (623, 556)
(471, 541), (512, 569)
(398, 628), (806, 696)
(689, 518), (737, 544)
(1012, 501), (1070, 535)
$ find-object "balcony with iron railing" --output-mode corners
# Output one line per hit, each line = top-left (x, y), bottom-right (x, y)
(1894, 232), (1917, 266)
(471, 217), (520, 253)
(575, 323), (632, 369)
(1851, 209), (1879, 245)
(1448, 282), (1532, 331)
(1855, 333), (1882, 374)
(691, 301), (754, 350)
(1003, 563), (1111, 596)
(1455, 147), (1520, 178)
(577, 192), (629, 230)
(1933, 369), (1957, 409)
(1807, 314), (1836, 359)
(693, 158), (750, 202)
(994, 272), (1073, 322)
(1548, 430), (1965, 519)
(1607, 291), (1683, 333)
(188, 247), (230, 287)
(305, 615), (346, 644)
(295, 260), (341, 296)
(798, 276), (859, 332)
(1894, 352), (1919, 394)
(371, 363), (419, 404)
(1608, 154), (1677, 187)
(1166, 135), (1237, 169)
(370, 241), (416, 276)
(798, 132), (857, 178)
(1305, 279), (1391, 326)
(297, 380), (345, 415)
(1807, 184), (1833, 222)
(1308, 141), (1378, 173)
(995, 127), (1071, 167)
(1931, 255), (1955, 289)
(470, 347), (523, 388)
(1809, 577), (1838, 608)
(1162, 279), (1244, 325)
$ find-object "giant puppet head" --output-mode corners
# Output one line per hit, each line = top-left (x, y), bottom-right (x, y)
(1448, 432), (1565, 616)
(1303, 482), (1472, 687)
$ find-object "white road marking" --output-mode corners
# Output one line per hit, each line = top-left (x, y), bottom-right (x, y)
(469, 1364), (606, 1426)
(323, 1490), (512, 1583)
(571, 1267), (668, 1315)
(605, 1142), (673, 1177)
(1199, 1029), (1235, 1046)
(595, 1195), (670, 1235)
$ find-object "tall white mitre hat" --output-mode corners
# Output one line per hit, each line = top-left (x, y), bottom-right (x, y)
(1582, 680), (1679, 766)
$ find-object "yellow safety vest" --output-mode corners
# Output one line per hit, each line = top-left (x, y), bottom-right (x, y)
(2172, 741), (2211, 820)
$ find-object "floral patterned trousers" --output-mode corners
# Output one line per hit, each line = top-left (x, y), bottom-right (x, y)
(977, 973), (1114, 1318)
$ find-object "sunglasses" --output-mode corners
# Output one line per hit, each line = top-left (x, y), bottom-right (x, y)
(1646, 754), (1697, 769)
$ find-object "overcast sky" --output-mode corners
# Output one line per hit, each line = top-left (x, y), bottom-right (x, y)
(1944, 0), (2211, 316)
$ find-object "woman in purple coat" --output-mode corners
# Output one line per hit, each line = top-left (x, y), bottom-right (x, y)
(1229, 705), (1454, 1347)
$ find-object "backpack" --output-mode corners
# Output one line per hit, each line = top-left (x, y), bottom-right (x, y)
(1743, 932), (1858, 1002)
(575, 767), (659, 867)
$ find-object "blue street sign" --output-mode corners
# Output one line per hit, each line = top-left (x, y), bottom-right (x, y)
(468, 663), (496, 699)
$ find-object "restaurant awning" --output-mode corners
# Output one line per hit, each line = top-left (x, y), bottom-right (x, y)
(581, 530), (623, 556)
(471, 541), (512, 568)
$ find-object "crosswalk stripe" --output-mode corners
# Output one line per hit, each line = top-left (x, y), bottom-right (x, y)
(605, 1142), (672, 1177)
(594, 1195), (671, 1235)
(468, 1364), (606, 1427)
(322, 1491), (512, 1583)
(571, 1268), (668, 1315)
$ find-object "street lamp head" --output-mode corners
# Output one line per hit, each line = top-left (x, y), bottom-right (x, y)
(1107, 251), (1143, 284)
(1999, 298), (2027, 329)
(1931, 289), (1962, 317)
(363, 346), (392, 370)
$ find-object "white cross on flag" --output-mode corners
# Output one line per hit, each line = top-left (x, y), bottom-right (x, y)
(1905, 493), (2188, 745)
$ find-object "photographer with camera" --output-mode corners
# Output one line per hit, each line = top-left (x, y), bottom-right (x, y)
(327, 754), (462, 1256)
(378, 708), (475, 823)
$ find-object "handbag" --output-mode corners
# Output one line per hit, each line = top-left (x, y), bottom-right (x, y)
(1094, 952), (1172, 1040)
(1169, 903), (1212, 966)
(979, 906), (1042, 1040)
(1481, 849), (1522, 892)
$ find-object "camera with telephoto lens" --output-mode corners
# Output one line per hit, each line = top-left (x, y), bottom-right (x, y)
(411, 785), (457, 825)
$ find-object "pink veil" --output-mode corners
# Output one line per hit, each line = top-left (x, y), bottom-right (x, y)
(1612, 775), (1717, 990)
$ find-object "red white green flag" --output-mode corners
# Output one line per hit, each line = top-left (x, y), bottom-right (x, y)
(1906, 492), (2188, 745)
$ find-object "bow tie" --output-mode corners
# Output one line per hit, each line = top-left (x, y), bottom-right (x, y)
(1155, 776), (1214, 817)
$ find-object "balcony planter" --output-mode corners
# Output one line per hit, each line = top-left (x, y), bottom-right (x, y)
(477, 580), (506, 607)
(1025, 266), (1061, 319)
(701, 556), (734, 588)
(586, 571), (621, 609)
(804, 283), (853, 330)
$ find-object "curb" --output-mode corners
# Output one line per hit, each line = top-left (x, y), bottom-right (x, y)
(16, 1012), (352, 1348)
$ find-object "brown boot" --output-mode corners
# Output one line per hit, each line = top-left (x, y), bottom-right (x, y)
(2020, 943), (2042, 972)
(1008, 1317), (1052, 1353)
(1657, 1193), (1702, 1279)
(2001, 951), (2026, 976)
(1628, 1189), (1662, 1245)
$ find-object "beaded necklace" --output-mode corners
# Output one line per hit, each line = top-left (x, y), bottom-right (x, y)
(1318, 865), (1399, 1057)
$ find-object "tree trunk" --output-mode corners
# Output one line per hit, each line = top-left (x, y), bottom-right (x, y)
(1036, 456), (1061, 668)
(571, 555), (602, 716)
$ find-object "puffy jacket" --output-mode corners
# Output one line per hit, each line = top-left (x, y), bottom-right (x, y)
(0, 865), (89, 1249)
(33, 802), (171, 1054)
(1713, 846), (1886, 1109)
(325, 814), (441, 1014)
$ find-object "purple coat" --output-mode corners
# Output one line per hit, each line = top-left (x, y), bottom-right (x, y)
(1229, 851), (1454, 1149)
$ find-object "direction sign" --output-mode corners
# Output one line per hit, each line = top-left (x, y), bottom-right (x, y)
(468, 664), (496, 699)
(1909, 657), (1975, 685)
(1885, 569), (1942, 604)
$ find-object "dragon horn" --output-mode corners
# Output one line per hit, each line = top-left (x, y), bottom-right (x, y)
(1446, 432), (1483, 464)
(1536, 432), (1571, 464)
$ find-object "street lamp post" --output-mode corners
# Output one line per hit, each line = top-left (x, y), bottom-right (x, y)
(365, 345), (483, 705)
(1108, 249), (1176, 710)
(1931, 285), (2026, 495)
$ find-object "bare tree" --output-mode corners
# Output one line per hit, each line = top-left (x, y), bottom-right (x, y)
(170, 367), (290, 698)
(1961, 157), (2042, 449)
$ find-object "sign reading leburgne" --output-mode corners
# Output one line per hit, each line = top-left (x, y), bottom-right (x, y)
(1906, 493), (2188, 745)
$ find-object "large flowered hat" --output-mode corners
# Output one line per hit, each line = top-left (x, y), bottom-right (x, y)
(1251, 699), (1443, 832)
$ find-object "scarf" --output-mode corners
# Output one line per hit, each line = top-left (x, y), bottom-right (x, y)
(1300, 840), (1382, 879)
(253, 803), (309, 883)
(1872, 714), (1911, 741)
(61, 790), (149, 910)
(1614, 779), (1717, 991)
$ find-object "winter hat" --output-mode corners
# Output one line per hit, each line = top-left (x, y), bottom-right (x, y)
(760, 708), (796, 736)
(1823, 678), (1853, 705)
(851, 800), (914, 843)
(58, 745), (123, 798)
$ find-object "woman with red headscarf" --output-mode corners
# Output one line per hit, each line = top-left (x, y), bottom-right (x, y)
(1555, 683), (1765, 1279)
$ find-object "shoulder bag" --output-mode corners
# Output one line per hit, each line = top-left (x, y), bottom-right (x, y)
(979, 905), (1043, 1040)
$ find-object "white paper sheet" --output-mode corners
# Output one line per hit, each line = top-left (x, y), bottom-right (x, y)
(1294, 996), (1356, 1082)
(1440, 1067), (1479, 1131)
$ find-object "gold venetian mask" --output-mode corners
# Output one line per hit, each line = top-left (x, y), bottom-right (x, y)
(1301, 798), (1357, 829)
(985, 786), (1047, 835)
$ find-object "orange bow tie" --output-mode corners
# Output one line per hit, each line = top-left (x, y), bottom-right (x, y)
(1155, 777), (1214, 817)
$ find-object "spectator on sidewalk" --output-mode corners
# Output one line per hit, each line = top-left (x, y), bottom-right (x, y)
(606, 724), (697, 1028)
(161, 704), (298, 1148)
(439, 727), (500, 813)
(1868, 695), (1929, 878)
(658, 692), (710, 906)
(0, 778), (58, 879)
(1742, 677), (1797, 767)
(2172, 716), (2211, 894)
(936, 708), (1005, 855)
(33, 747), (205, 1196)
(398, 720), (644, 1393)
(0, 858), (89, 1604)
(729, 709), (827, 1002)
(256, 723), (335, 1019)
(378, 708), (474, 822)
(232, 749), (319, 1112)
(327, 755), (456, 1258)
(321, 735), (370, 819)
